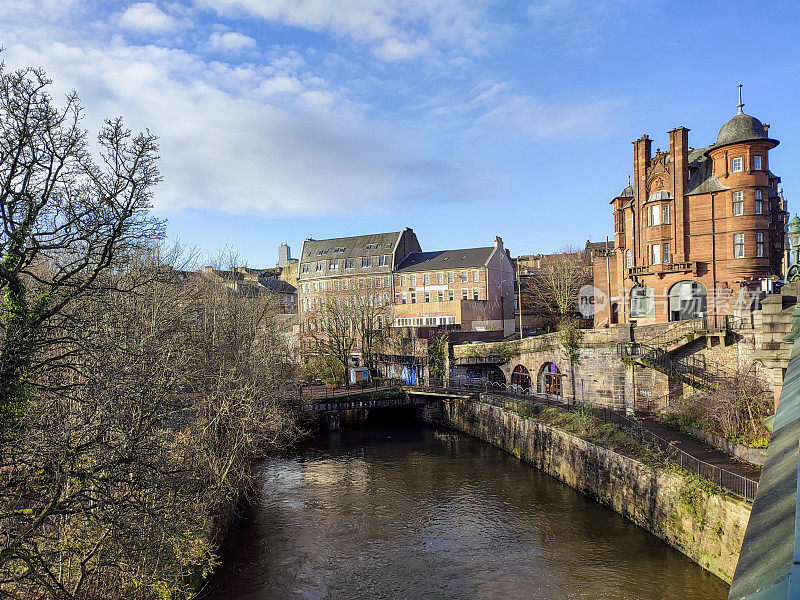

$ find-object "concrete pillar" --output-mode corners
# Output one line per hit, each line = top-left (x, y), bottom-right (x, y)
(624, 363), (636, 415)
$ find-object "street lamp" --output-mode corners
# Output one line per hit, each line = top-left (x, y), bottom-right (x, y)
(786, 216), (800, 283)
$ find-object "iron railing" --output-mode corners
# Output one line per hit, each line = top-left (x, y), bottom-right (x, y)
(617, 342), (724, 388)
(411, 378), (758, 501)
(299, 377), (403, 400)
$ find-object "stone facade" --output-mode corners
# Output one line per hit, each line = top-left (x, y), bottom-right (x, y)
(593, 94), (787, 327)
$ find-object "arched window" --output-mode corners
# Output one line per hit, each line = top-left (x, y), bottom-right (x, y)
(538, 363), (562, 396)
(511, 365), (531, 389)
(668, 281), (707, 321)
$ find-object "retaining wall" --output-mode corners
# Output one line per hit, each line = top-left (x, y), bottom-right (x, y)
(442, 396), (751, 582)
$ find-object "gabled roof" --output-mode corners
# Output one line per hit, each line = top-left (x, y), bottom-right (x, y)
(300, 231), (402, 262)
(395, 247), (495, 272)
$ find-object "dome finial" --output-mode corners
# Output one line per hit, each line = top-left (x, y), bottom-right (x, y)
(737, 84), (744, 114)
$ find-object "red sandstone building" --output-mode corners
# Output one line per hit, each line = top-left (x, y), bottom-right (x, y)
(593, 91), (788, 326)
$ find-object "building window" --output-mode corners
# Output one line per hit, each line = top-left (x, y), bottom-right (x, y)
(424, 291), (430, 302)
(755, 200), (763, 214)
(424, 273), (430, 285)
(753, 156), (762, 170)
(662, 203), (670, 224)
(384, 276), (389, 287)
(662, 243), (670, 263)
(650, 244), (661, 265)
(401, 293), (407, 304)
(437, 290), (444, 301)
(755, 189), (762, 200)
(462, 288), (468, 300)
(756, 233), (764, 257)
(626, 249), (633, 268)
(460, 271), (468, 282)
(362, 256), (372, 268)
(447, 272), (454, 283)
(410, 291), (416, 304)
(437, 272), (444, 284)
(301, 264), (309, 273)
(472, 270), (479, 282)
(732, 157), (743, 172)
(384, 293), (389, 305)
(345, 258), (355, 269)
(649, 204), (661, 226)
(410, 275), (416, 286)
(448, 290), (454, 301)
(329, 260), (338, 269)
(400, 275), (406, 287)
(378, 254), (390, 266)
(472, 288), (479, 300)
(733, 191), (744, 216)
(734, 234), (745, 258)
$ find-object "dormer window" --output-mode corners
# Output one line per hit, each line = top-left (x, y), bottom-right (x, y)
(731, 157), (743, 173)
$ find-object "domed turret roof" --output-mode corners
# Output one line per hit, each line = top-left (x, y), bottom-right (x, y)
(716, 112), (768, 146)
(618, 183), (634, 198)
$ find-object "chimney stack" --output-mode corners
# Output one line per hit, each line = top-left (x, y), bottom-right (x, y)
(494, 236), (503, 250)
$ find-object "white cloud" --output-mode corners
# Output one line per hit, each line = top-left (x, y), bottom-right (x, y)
(208, 31), (256, 52)
(195, 0), (497, 61)
(119, 2), (176, 33)
(0, 35), (452, 215)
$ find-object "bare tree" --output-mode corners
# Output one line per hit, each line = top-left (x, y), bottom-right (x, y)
(0, 63), (163, 428)
(304, 281), (389, 382)
(522, 245), (591, 330)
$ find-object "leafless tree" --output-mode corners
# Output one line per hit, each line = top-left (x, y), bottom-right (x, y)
(522, 245), (591, 330)
(0, 63), (163, 429)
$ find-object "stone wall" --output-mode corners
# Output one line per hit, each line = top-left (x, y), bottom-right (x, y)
(442, 396), (751, 582)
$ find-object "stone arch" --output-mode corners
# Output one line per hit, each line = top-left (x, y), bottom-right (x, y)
(668, 280), (707, 321)
(538, 362), (563, 396)
(487, 366), (506, 384)
(510, 364), (531, 389)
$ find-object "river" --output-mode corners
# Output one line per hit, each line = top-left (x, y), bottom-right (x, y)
(201, 421), (728, 600)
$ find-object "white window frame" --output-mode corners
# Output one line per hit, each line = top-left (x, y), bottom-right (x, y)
(626, 249), (633, 268)
(732, 191), (744, 216)
(448, 290), (454, 301)
(410, 275), (416, 286)
(437, 290), (444, 302)
(732, 157), (743, 173)
(662, 243), (670, 263)
(650, 244), (661, 265)
(447, 272), (454, 283)
(649, 204), (660, 226)
(472, 270), (479, 282)
(437, 272), (444, 284)
(734, 234), (745, 258)
(472, 288), (479, 300)
(753, 156), (762, 170)
(661, 203), (670, 224)
(755, 200), (763, 214)
(462, 288), (468, 300)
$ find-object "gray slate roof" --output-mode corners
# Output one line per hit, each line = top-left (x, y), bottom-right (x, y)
(258, 277), (297, 294)
(300, 231), (401, 262)
(396, 247), (495, 272)
(686, 144), (729, 196)
(716, 112), (771, 147)
(618, 184), (634, 198)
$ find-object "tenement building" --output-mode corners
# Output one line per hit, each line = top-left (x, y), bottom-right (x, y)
(593, 90), (787, 326)
(297, 228), (421, 348)
(393, 237), (516, 337)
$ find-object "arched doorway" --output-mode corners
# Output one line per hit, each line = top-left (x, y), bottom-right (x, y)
(511, 365), (531, 389)
(668, 281), (707, 321)
(610, 302), (619, 324)
(538, 363), (563, 396)
(487, 366), (506, 384)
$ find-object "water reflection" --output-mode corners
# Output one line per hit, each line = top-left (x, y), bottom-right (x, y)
(202, 424), (728, 600)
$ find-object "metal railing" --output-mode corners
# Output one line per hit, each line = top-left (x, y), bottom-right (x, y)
(617, 342), (724, 388)
(411, 378), (758, 501)
(299, 377), (403, 400)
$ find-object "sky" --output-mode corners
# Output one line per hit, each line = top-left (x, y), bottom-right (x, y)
(1, 0), (798, 267)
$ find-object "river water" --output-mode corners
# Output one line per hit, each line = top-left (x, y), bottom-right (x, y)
(201, 422), (728, 600)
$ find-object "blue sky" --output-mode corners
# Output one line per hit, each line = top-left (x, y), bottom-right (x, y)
(1, 1), (798, 267)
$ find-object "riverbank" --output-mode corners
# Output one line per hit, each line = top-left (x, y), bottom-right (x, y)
(441, 394), (751, 583)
